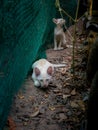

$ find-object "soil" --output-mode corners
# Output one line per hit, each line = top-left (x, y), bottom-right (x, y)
(6, 21), (89, 130)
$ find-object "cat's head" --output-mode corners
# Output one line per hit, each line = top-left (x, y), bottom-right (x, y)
(34, 66), (54, 88)
(53, 18), (65, 26)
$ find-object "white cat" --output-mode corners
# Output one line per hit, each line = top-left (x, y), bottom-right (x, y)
(53, 18), (67, 50)
(31, 59), (66, 88)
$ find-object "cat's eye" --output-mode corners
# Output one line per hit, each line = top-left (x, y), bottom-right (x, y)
(46, 79), (49, 81)
(40, 79), (43, 82)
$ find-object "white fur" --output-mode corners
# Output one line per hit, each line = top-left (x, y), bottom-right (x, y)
(32, 59), (54, 88)
(53, 18), (67, 50)
(31, 59), (66, 88)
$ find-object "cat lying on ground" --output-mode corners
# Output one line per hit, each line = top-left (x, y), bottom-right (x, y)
(53, 18), (67, 50)
(31, 59), (66, 88)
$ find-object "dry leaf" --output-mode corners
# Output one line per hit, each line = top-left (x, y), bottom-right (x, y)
(77, 100), (85, 111)
(8, 116), (16, 130)
(23, 122), (28, 126)
(70, 101), (79, 108)
(53, 89), (62, 93)
(71, 89), (76, 95)
(31, 109), (40, 117)
(61, 68), (67, 76)
(49, 106), (55, 111)
(63, 94), (71, 99)
(44, 94), (49, 98)
(59, 113), (67, 120)
(17, 94), (24, 99)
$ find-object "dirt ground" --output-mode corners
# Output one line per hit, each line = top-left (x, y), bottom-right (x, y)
(6, 21), (89, 130)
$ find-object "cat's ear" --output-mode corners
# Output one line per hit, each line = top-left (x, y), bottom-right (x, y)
(53, 18), (58, 24)
(35, 67), (40, 76)
(47, 66), (54, 76)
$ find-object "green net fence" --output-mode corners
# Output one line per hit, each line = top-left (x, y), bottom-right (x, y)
(0, 0), (77, 129)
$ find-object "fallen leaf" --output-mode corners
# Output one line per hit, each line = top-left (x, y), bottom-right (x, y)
(31, 109), (40, 117)
(70, 101), (79, 108)
(56, 93), (62, 96)
(23, 122), (28, 126)
(77, 100), (85, 111)
(53, 89), (62, 93)
(8, 117), (16, 130)
(63, 94), (71, 99)
(44, 94), (49, 98)
(49, 106), (55, 111)
(61, 68), (67, 76)
(59, 113), (67, 121)
(17, 94), (24, 99)
(71, 89), (76, 95)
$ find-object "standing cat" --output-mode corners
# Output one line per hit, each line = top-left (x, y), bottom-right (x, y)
(53, 18), (67, 50)
(31, 59), (66, 88)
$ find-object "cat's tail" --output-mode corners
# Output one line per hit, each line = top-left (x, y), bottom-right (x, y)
(53, 64), (66, 68)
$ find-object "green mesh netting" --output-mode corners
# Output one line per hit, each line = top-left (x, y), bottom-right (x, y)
(0, 0), (77, 129)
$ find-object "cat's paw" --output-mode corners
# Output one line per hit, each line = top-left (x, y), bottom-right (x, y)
(57, 47), (64, 50)
(54, 47), (58, 50)
(34, 80), (40, 87)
